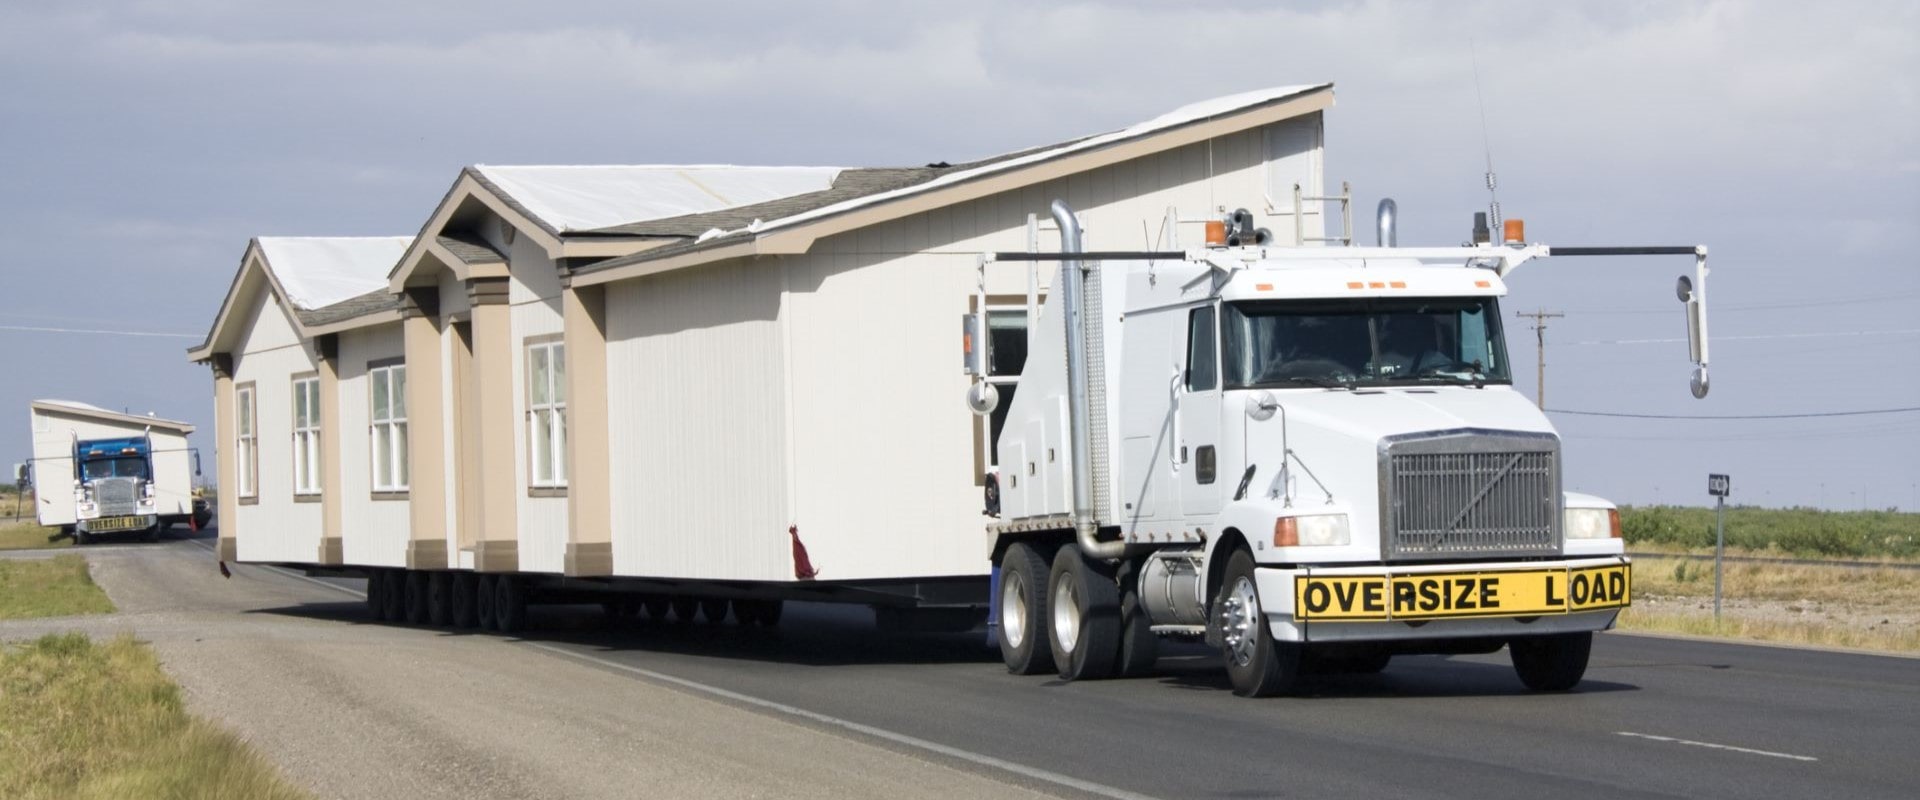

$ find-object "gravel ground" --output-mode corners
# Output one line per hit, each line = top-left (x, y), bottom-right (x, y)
(0, 539), (1057, 800)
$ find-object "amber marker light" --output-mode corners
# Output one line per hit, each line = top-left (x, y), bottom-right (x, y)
(1503, 218), (1526, 244)
(1205, 220), (1228, 247)
(1273, 517), (1299, 547)
(1609, 508), (1622, 539)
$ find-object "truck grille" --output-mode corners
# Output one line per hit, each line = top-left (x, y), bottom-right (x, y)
(95, 478), (139, 517)
(1381, 430), (1560, 560)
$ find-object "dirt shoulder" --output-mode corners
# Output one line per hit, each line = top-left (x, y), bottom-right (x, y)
(0, 541), (1053, 800)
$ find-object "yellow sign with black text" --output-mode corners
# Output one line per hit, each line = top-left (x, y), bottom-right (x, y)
(1294, 564), (1630, 622)
(87, 516), (147, 533)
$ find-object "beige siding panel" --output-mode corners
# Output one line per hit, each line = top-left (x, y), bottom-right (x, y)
(606, 261), (789, 580)
(231, 289), (322, 563)
(338, 324), (408, 567)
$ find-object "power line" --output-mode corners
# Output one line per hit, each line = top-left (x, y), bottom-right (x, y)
(1570, 328), (1920, 346)
(0, 324), (199, 339)
(1564, 288), (1920, 316)
(1547, 406), (1920, 420)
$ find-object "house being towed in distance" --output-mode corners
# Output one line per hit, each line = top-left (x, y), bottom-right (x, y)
(189, 83), (1338, 629)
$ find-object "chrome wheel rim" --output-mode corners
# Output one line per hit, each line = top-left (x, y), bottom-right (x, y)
(1051, 572), (1080, 654)
(1221, 576), (1262, 667)
(1002, 571), (1028, 649)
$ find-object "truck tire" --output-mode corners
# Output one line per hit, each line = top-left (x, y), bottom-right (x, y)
(1509, 632), (1592, 691)
(475, 574), (498, 631)
(701, 598), (730, 624)
(427, 572), (453, 626)
(494, 575), (528, 634)
(1216, 550), (1303, 697)
(381, 570), (406, 622)
(642, 595), (670, 622)
(997, 541), (1055, 675)
(670, 596), (698, 624)
(1047, 545), (1122, 681)
(1116, 561), (1159, 678)
(74, 528), (92, 546)
(405, 571), (430, 625)
(450, 572), (479, 628)
(367, 570), (388, 621)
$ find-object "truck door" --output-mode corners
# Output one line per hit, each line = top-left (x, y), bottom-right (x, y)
(1177, 304), (1223, 518)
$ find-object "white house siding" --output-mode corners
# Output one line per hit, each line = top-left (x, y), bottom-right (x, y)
(230, 288), (323, 563)
(605, 260), (791, 580)
(509, 235), (567, 573)
(337, 323), (409, 567)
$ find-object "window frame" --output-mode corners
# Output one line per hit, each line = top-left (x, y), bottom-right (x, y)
(368, 360), (409, 496)
(977, 302), (1033, 474)
(525, 336), (568, 494)
(235, 382), (258, 503)
(291, 374), (321, 499)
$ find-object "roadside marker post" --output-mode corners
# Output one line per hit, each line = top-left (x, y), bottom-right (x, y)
(1708, 474), (1731, 623)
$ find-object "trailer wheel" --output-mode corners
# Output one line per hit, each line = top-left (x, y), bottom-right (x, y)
(1116, 561), (1159, 678)
(1216, 550), (1303, 697)
(427, 572), (453, 626)
(731, 599), (758, 626)
(699, 598), (729, 624)
(1047, 545), (1121, 681)
(366, 570), (388, 621)
(450, 572), (479, 628)
(494, 575), (528, 634)
(475, 574), (498, 631)
(1509, 632), (1592, 691)
(404, 571), (431, 624)
(754, 599), (783, 628)
(997, 541), (1055, 675)
(670, 596), (698, 624)
(381, 570), (406, 622)
(642, 595), (670, 622)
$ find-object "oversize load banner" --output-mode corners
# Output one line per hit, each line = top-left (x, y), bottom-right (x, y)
(1294, 564), (1630, 622)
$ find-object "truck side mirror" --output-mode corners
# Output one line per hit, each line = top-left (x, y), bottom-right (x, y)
(1677, 272), (1710, 398)
(192, 450), (203, 477)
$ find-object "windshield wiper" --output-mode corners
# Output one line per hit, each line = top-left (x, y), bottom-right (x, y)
(1280, 376), (1353, 390)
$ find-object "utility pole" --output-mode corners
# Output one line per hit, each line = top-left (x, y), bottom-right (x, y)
(1515, 309), (1564, 408)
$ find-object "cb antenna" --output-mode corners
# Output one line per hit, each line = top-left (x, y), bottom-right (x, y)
(1471, 39), (1501, 232)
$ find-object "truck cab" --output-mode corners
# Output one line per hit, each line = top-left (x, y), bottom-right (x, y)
(71, 436), (165, 542)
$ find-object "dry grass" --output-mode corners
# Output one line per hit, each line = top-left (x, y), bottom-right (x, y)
(1620, 556), (1920, 653)
(0, 557), (113, 620)
(0, 522), (68, 552)
(0, 633), (311, 800)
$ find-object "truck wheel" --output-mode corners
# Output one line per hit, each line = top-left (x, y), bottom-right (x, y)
(701, 598), (730, 624)
(74, 528), (92, 546)
(1116, 562), (1159, 678)
(997, 542), (1055, 675)
(427, 572), (453, 626)
(405, 571), (431, 624)
(381, 570), (406, 622)
(670, 596), (698, 624)
(1217, 550), (1303, 697)
(495, 575), (528, 634)
(1047, 545), (1121, 681)
(366, 570), (388, 621)
(450, 572), (479, 628)
(143, 521), (162, 542)
(1510, 632), (1593, 691)
(475, 574), (498, 631)
(642, 595), (670, 622)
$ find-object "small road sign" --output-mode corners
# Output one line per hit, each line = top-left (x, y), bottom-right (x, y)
(1708, 474), (1731, 497)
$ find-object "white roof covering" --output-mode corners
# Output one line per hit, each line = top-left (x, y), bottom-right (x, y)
(473, 165), (845, 233)
(256, 236), (414, 310)
(31, 399), (194, 432)
(750, 84), (1329, 238)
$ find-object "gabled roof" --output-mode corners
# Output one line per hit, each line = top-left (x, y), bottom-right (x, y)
(569, 83), (1334, 284)
(470, 165), (844, 234)
(30, 400), (195, 435)
(188, 236), (413, 361)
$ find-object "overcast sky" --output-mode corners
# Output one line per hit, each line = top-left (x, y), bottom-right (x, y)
(2, 1), (1914, 510)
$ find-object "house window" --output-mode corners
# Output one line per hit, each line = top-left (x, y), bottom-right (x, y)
(527, 339), (567, 489)
(370, 363), (409, 492)
(292, 376), (322, 496)
(236, 383), (257, 498)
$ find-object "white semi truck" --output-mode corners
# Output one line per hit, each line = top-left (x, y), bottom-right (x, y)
(974, 201), (1708, 696)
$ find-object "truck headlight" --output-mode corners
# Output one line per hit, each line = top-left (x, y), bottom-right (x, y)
(1565, 507), (1620, 540)
(1274, 514), (1350, 547)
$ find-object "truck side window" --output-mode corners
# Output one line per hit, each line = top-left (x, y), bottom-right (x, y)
(1186, 306), (1217, 392)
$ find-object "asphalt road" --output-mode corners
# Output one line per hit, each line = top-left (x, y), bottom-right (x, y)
(12, 530), (1916, 800)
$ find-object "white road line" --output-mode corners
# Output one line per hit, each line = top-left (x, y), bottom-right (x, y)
(527, 642), (1163, 800)
(1616, 731), (1819, 762)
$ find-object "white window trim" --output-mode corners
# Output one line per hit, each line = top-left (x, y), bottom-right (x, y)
(235, 384), (257, 499)
(526, 339), (568, 490)
(369, 363), (409, 493)
(979, 304), (1029, 471)
(292, 376), (321, 497)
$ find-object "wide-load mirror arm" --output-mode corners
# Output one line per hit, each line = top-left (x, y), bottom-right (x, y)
(1545, 244), (1712, 398)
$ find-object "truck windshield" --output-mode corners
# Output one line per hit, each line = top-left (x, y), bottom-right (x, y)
(1222, 296), (1511, 389)
(81, 457), (149, 480)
